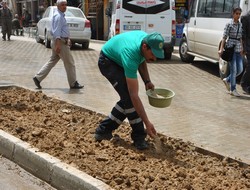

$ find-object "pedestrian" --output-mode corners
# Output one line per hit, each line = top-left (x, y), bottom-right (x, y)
(12, 14), (21, 36)
(240, 10), (250, 94)
(22, 10), (31, 27)
(33, 0), (83, 90)
(94, 30), (164, 150)
(219, 7), (243, 97)
(0, 0), (12, 41)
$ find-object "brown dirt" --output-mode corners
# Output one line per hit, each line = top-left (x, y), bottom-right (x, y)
(0, 86), (250, 190)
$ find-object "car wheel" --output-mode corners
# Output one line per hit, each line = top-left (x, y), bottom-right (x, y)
(36, 33), (43, 43)
(219, 58), (230, 79)
(45, 32), (51, 48)
(179, 38), (195, 63)
(82, 42), (89, 49)
(164, 50), (172, 60)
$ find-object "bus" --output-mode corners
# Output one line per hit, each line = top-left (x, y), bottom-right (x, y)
(108, 0), (176, 60)
(179, 0), (250, 78)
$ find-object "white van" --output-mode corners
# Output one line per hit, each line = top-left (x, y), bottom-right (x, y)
(179, 0), (250, 78)
(107, 0), (176, 60)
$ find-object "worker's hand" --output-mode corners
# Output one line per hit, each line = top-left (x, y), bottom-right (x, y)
(145, 122), (157, 138)
(145, 81), (154, 90)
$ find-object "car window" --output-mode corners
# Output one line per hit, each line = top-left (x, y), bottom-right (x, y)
(197, 0), (213, 17)
(190, 0), (198, 17)
(65, 8), (85, 18)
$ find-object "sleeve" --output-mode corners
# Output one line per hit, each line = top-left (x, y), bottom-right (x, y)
(222, 23), (230, 39)
(51, 13), (63, 39)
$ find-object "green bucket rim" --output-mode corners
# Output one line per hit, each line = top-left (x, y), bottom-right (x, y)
(146, 88), (175, 99)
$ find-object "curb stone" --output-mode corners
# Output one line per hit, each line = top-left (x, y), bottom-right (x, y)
(0, 130), (113, 190)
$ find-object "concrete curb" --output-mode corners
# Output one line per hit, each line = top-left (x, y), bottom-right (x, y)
(0, 130), (113, 190)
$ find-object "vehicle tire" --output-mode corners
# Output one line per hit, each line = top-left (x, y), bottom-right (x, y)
(45, 32), (51, 48)
(164, 51), (172, 60)
(82, 42), (89, 49)
(219, 58), (230, 79)
(179, 38), (195, 63)
(35, 29), (43, 43)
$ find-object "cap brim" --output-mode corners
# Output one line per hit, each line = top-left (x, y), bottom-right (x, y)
(152, 48), (164, 59)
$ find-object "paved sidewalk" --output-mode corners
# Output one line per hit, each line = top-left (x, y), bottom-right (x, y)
(1, 35), (250, 165)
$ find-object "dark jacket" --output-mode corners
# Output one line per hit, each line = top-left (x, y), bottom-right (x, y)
(241, 11), (250, 53)
(12, 18), (21, 29)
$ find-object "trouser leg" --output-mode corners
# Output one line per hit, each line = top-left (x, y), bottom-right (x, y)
(2, 23), (7, 40)
(35, 41), (60, 82)
(96, 101), (126, 134)
(59, 41), (76, 87)
(7, 22), (12, 39)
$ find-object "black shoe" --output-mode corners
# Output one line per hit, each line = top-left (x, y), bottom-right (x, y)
(70, 81), (84, 89)
(95, 132), (113, 142)
(33, 77), (42, 89)
(134, 139), (149, 150)
(2, 37), (6, 41)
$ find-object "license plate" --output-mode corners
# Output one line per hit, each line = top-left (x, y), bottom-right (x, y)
(68, 23), (78, 27)
(123, 25), (141, 30)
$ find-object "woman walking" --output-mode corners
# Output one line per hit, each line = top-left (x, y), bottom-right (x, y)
(219, 7), (244, 97)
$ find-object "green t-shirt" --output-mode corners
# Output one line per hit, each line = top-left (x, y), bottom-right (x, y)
(102, 31), (147, 79)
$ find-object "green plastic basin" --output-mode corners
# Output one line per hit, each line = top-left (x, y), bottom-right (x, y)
(146, 88), (175, 108)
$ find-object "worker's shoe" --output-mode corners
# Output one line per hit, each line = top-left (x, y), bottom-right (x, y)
(133, 139), (149, 150)
(95, 131), (113, 141)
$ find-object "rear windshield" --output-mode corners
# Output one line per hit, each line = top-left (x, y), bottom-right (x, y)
(65, 8), (85, 18)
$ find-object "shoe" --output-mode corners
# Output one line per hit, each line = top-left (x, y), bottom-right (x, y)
(230, 89), (240, 97)
(134, 139), (149, 150)
(95, 132), (113, 141)
(2, 37), (6, 41)
(33, 77), (42, 89)
(70, 81), (84, 89)
(222, 78), (230, 91)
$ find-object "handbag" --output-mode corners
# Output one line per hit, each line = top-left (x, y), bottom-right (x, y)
(221, 23), (240, 62)
(221, 46), (234, 61)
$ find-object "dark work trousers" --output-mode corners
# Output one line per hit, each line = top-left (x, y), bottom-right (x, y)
(2, 19), (12, 39)
(96, 51), (147, 142)
(241, 53), (250, 88)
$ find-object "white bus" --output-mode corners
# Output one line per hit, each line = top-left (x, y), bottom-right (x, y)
(179, 0), (250, 78)
(108, 0), (176, 60)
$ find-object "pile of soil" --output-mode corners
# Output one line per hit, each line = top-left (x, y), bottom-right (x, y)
(0, 86), (250, 189)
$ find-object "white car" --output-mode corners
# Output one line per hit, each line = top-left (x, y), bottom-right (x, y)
(36, 6), (91, 49)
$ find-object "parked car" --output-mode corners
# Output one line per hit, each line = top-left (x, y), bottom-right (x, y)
(107, 0), (176, 60)
(36, 6), (91, 49)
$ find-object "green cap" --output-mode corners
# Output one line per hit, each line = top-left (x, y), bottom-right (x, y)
(143, 32), (164, 59)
